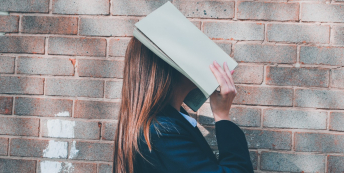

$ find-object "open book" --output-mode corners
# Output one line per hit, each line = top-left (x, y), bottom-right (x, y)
(133, 1), (238, 112)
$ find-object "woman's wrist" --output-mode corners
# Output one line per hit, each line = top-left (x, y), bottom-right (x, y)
(213, 114), (230, 122)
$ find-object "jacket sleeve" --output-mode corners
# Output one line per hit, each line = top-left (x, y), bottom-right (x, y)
(142, 119), (254, 173)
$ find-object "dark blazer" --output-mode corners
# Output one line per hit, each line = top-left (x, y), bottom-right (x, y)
(132, 104), (254, 173)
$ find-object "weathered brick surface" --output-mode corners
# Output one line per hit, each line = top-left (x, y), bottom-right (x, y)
(203, 22), (264, 41)
(78, 59), (124, 78)
(302, 4), (344, 23)
(74, 100), (120, 119)
(102, 121), (118, 140)
(17, 56), (74, 76)
(243, 129), (292, 150)
(0, 96), (12, 115)
(68, 141), (114, 161)
(79, 17), (139, 36)
(0, 138), (8, 156)
(199, 103), (261, 127)
(214, 41), (231, 55)
(52, 0), (109, 14)
(109, 38), (131, 57)
(21, 16), (78, 35)
(10, 138), (68, 158)
(233, 85), (293, 106)
(333, 26), (344, 45)
(260, 151), (325, 172)
(0, 117), (39, 136)
(38, 160), (97, 173)
(295, 88), (344, 109)
(0, 15), (19, 33)
(45, 78), (104, 98)
(266, 66), (329, 87)
(41, 119), (100, 139)
(99, 163), (113, 173)
(0, 76), (44, 95)
(267, 24), (329, 43)
(263, 108), (327, 129)
(113, 0), (169, 16)
(14, 97), (73, 117)
(300, 46), (344, 66)
(330, 112), (344, 132)
(233, 43), (297, 63)
(174, 1), (235, 19)
(237, 2), (299, 21)
(48, 37), (106, 57)
(331, 67), (344, 89)
(0, 0), (49, 13)
(295, 132), (344, 153)
(0, 36), (45, 54)
(249, 151), (258, 170)
(0, 158), (36, 173)
(105, 81), (123, 99)
(232, 64), (263, 84)
(198, 125), (217, 147)
(328, 155), (344, 173)
(0, 56), (15, 74)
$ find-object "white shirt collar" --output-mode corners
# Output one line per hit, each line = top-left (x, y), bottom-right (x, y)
(179, 112), (197, 127)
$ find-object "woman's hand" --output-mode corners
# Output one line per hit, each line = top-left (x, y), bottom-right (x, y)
(209, 61), (237, 122)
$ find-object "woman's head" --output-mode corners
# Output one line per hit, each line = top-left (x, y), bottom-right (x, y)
(113, 37), (188, 173)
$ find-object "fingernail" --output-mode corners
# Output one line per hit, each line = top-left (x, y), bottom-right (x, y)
(230, 70), (235, 75)
(210, 64), (214, 68)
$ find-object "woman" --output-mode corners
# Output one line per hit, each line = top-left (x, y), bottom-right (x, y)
(113, 37), (254, 173)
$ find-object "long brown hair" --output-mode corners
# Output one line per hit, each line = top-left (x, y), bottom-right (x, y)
(113, 37), (180, 173)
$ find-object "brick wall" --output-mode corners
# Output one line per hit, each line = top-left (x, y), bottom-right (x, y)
(0, 0), (343, 172)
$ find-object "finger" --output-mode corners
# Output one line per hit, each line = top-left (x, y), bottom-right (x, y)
(224, 62), (235, 86)
(209, 64), (230, 94)
(213, 61), (231, 86)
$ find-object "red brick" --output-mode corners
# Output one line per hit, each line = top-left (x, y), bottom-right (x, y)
(48, 37), (106, 57)
(295, 88), (344, 109)
(330, 112), (344, 132)
(190, 20), (201, 30)
(0, 158), (36, 173)
(102, 121), (117, 141)
(0, 56), (15, 74)
(17, 56), (74, 76)
(214, 41), (231, 55)
(233, 43), (297, 63)
(79, 17), (139, 36)
(300, 46), (344, 66)
(0, 96), (13, 115)
(41, 119), (100, 139)
(238, 2), (299, 21)
(105, 80), (123, 99)
(0, 76), (44, 95)
(0, 36), (45, 54)
(263, 108), (327, 129)
(38, 160), (97, 173)
(99, 163), (112, 173)
(203, 22), (264, 41)
(302, 4), (344, 23)
(266, 66), (329, 87)
(295, 132), (344, 153)
(10, 138), (68, 158)
(333, 26), (344, 46)
(0, 117), (39, 136)
(74, 100), (120, 119)
(21, 16), (78, 35)
(45, 78), (104, 98)
(113, 0), (169, 16)
(68, 141), (114, 161)
(233, 64), (263, 84)
(198, 125), (217, 147)
(52, 0), (109, 15)
(331, 67), (344, 89)
(233, 85), (293, 106)
(78, 59), (124, 78)
(328, 155), (344, 173)
(109, 38), (131, 57)
(243, 129), (292, 150)
(174, 1), (235, 19)
(14, 97), (73, 117)
(267, 24), (329, 44)
(0, 138), (8, 156)
(0, 0), (49, 13)
(0, 15), (19, 32)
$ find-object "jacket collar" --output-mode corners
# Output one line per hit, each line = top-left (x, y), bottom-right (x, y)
(159, 104), (218, 163)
